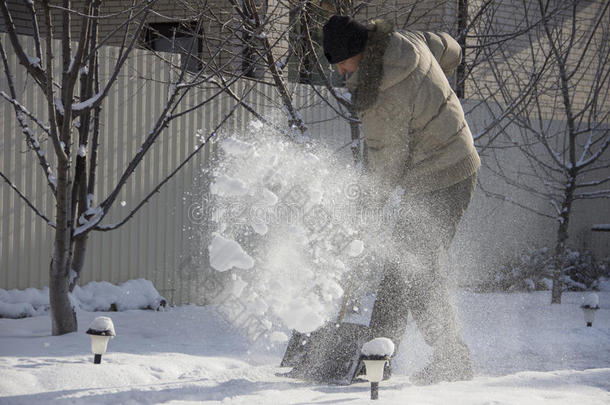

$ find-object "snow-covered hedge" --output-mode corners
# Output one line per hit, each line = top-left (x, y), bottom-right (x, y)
(0, 279), (167, 319)
(479, 248), (609, 292)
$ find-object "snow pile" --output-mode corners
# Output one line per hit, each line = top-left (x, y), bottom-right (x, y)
(0, 287), (50, 318)
(581, 293), (600, 309)
(73, 279), (166, 312)
(202, 122), (395, 334)
(362, 337), (395, 357)
(0, 279), (166, 318)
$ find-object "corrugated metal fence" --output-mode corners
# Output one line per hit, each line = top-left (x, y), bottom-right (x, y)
(0, 33), (351, 304)
(4, 34), (608, 305)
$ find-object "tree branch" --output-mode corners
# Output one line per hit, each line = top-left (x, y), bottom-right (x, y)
(40, 0), (67, 163)
(0, 0), (48, 89)
(93, 92), (245, 233)
(0, 170), (55, 227)
(73, 1), (154, 114)
(476, 176), (555, 219)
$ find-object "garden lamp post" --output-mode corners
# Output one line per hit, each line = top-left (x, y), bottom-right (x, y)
(361, 338), (395, 400)
(362, 355), (389, 400)
(581, 293), (600, 327)
(86, 316), (116, 364)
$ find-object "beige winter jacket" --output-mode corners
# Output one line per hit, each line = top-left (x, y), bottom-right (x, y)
(346, 21), (480, 195)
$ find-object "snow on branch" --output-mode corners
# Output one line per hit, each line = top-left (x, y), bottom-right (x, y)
(71, 91), (103, 111)
(0, 91), (51, 134)
(0, 43), (56, 195)
(74, 205), (104, 236)
(0, 2), (48, 90)
(26, 54), (41, 69)
(72, 4), (153, 115)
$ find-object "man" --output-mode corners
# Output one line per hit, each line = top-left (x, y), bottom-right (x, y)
(322, 15), (480, 385)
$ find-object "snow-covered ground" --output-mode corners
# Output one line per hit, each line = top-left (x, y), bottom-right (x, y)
(1, 288), (609, 404)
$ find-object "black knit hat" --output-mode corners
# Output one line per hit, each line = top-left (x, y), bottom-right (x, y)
(323, 15), (369, 64)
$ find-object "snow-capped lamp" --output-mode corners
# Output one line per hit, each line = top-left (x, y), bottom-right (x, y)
(86, 316), (116, 364)
(581, 293), (600, 327)
(361, 338), (395, 400)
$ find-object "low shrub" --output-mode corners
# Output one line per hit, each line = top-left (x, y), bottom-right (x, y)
(480, 248), (609, 292)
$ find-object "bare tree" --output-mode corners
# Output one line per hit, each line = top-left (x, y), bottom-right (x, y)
(471, 0), (610, 303)
(0, 0), (247, 334)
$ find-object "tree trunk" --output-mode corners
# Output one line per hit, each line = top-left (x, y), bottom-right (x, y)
(551, 180), (575, 304)
(551, 221), (568, 304)
(68, 152), (90, 291)
(50, 159), (77, 335)
(49, 258), (77, 334)
(70, 235), (88, 291)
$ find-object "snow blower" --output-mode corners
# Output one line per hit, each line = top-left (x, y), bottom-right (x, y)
(278, 274), (373, 385)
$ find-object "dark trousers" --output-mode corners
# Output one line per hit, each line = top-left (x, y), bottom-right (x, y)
(369, 174), (477, 353)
